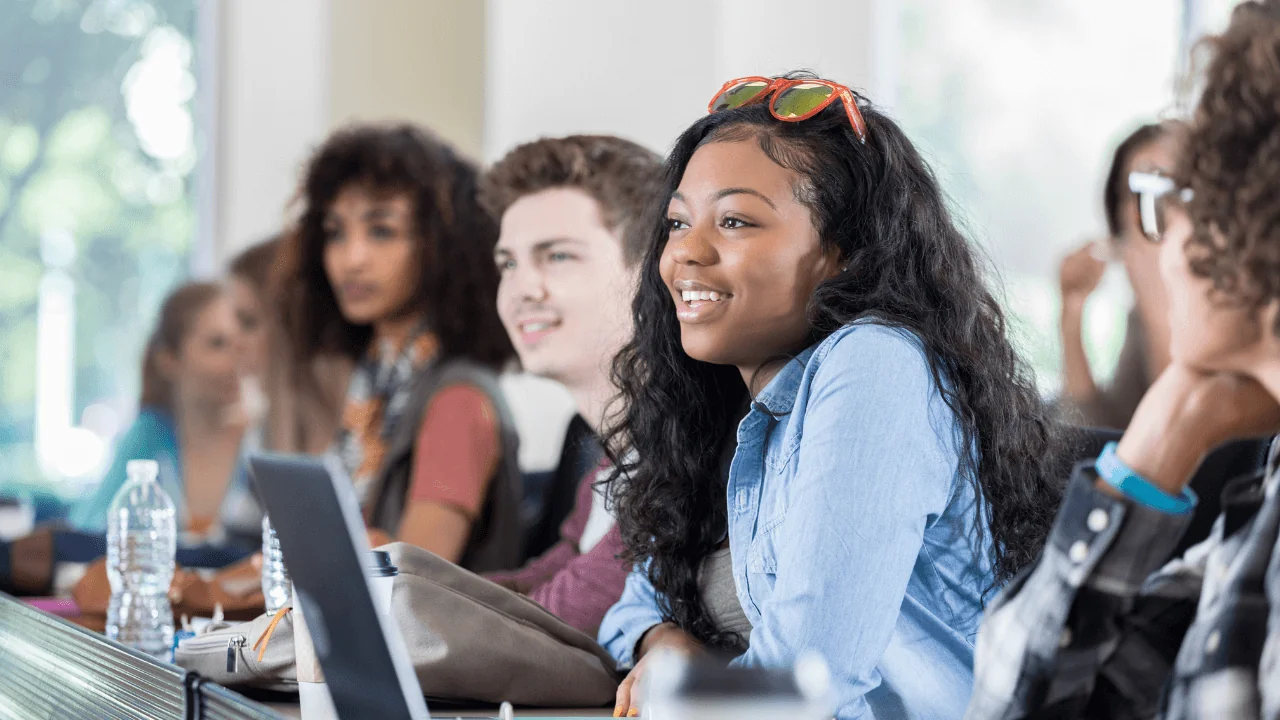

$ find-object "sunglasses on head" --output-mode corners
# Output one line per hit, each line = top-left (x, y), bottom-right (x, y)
(1128, 171), (1194, 242)
(707, 76), (869, 144)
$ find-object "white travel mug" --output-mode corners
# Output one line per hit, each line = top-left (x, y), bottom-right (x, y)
(295, 550), (399, 720)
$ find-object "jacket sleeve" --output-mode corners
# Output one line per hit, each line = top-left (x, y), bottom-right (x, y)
(965, 467), (1201, 720)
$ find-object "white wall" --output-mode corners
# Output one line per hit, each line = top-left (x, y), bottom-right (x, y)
(210, 0), (884, 471)
(484, 0), (880, 162)
(481, 1), (883, 469)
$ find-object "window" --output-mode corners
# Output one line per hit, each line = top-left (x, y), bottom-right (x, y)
(0, 0), (203, 499)
(887, 0), (1238, 393)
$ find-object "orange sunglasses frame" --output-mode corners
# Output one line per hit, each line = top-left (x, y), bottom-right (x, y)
(707, 76), (868, 144)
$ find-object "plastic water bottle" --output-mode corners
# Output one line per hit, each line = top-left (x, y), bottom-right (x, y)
(261, 515), (291, 613)
(106, 459), (177, 659)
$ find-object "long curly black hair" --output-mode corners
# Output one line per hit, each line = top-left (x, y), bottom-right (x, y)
(603, 76), (1065, 650)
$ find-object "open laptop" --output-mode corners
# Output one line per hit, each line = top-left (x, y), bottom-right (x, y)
(249, 452), (616, 720)
(249, 452), (430, 720)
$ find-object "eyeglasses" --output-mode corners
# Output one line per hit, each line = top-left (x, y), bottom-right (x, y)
(707, 76), (868, 144)
(1128, 171), (1194, 242)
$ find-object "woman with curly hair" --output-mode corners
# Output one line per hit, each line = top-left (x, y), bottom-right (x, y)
(598, 73), (1065, 719)
(967, 3), (1280, 717)
(275, 124), (522, 572)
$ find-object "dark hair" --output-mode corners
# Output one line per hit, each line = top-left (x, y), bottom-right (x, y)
(1104, 123), (1170, 238)
(480, 135), (664, 265)
(277, 123), (513, 370)
(1178, 0), (1280, 332)
(229, 235), (281, 298)
(141, 282), (224, 412)
(603, 74), (1064, 649)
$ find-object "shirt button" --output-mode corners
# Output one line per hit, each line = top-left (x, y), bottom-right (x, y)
(1087, 509), (1109, 533)
(1068, 541), (1089, 563)
(1205, 630), (1221, 654)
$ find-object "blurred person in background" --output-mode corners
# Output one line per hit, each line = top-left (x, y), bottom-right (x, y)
(228, 237), (278, 393)
(213, 237), (283, 547)
(70, 282), (249, 539)
(966, 3), (1280, 716)
(1058, 122), (1180, 429)
(275, 124), (522, 572)
(479, 134), (663, 636)
(1, 281), (262, 596)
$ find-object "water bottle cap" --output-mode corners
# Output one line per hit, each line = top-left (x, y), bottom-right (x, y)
(125, 459), (160, 482)
(367, 550), (399, 578)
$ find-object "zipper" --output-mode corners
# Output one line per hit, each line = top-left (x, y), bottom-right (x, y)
(174, 631), (244, 653)
(226, 635), (248, 673)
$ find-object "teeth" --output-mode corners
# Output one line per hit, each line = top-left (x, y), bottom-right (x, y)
(681, 290), (727, 303)
(522, 321), (555, 332)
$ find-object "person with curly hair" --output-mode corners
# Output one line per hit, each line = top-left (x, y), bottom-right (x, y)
(598, 73), (1066, 719)
(274, 124), (522, 572)
(967, 3), (1280, 717)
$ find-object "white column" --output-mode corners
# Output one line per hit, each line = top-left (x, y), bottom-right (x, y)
(213, 0), (332, 263)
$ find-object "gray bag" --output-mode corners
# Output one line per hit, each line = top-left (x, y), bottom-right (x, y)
(173, 610), (298, 692)
(175, 542), (620, 707)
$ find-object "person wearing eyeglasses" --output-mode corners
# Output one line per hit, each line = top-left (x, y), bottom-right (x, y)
(965, 3), (1280, 718)
(1057, 123), (1181, 430)
(597, 71), (1067, 719)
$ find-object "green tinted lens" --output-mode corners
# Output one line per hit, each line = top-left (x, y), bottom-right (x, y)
(772, 83), (836, 118)
(712, 81), (771, 112)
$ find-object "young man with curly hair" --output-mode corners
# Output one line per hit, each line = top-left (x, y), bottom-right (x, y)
(967, 3), (1280, 718)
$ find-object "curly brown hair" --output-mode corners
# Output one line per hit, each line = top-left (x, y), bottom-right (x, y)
(1178, 0), (1280, 330)
(479, 135), (663, 265)
(276, 124), (514, 370)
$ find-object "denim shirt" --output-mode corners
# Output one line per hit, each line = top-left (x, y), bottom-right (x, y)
(598, 322), (995, 720)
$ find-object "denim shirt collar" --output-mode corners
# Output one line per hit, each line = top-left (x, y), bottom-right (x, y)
(751, 343), (821, 416)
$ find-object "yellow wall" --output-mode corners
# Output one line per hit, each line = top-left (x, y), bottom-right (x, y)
(328, 0), (486, 160)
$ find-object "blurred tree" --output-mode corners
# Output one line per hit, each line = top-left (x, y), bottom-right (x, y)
(0, 0), (197, 494)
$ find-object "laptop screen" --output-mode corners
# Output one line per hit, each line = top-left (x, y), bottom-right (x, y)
(248, 452), (430, 720)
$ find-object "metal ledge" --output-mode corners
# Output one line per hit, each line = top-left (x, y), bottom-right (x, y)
(0, 593), (283, 719)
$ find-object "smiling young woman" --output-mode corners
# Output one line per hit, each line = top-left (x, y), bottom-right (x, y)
(274, 124), (522, 572)
(599, 73), (1066, 719)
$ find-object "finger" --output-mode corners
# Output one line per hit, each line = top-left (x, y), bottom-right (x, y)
(614, 673), (634, 717)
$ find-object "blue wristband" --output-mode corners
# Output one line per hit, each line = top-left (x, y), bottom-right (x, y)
(1095, 442), (1198, 515)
